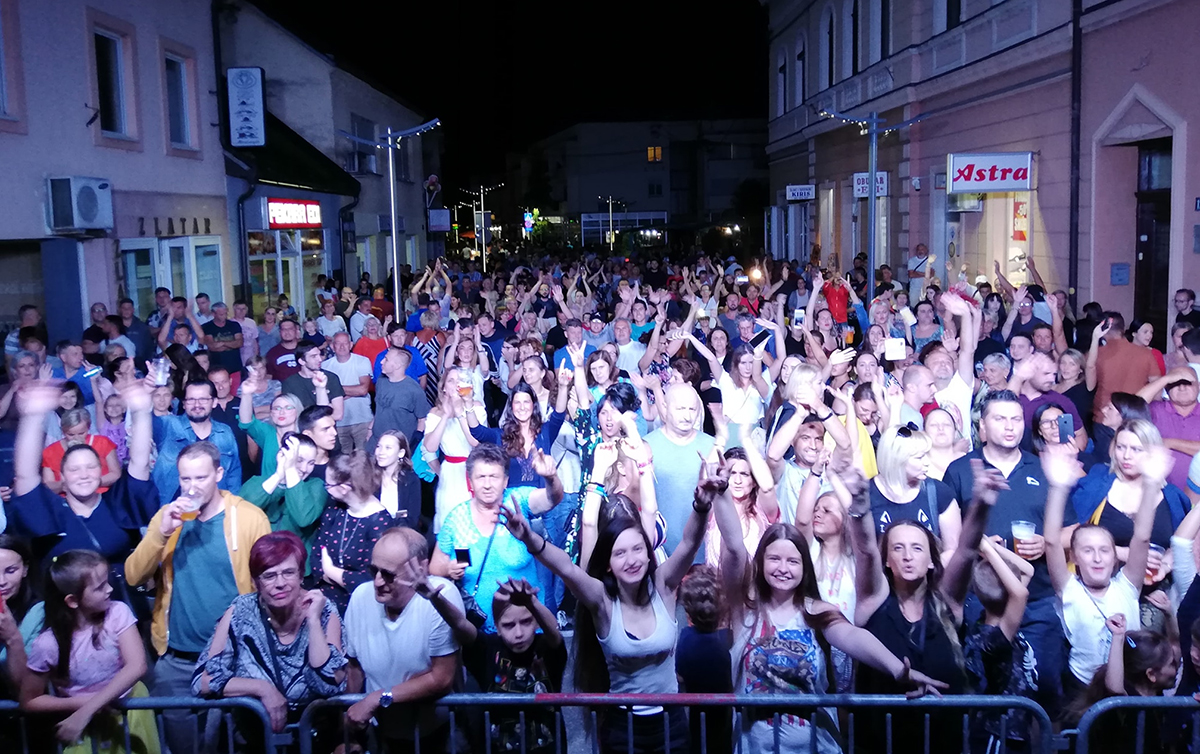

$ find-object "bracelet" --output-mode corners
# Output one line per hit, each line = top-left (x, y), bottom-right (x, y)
(692, 494), (713, 514)
(586, 482), (607, 496)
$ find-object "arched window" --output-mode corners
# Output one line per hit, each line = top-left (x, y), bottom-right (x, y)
(820, 6), (836, 90)
(776, 50), (787, 116)
(795, 36), (807, 105)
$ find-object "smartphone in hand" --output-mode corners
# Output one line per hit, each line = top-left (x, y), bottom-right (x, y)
(454, 548), (472, 566)
(1057, 413), (1074, 445)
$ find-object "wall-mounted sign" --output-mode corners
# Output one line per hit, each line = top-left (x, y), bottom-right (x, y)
(947, 152), (1033, 194)
(266, 198), (322, 229)
(853, 172), (889, 198)
(1110, 263), (1130, 286)
(786, 184), (816, 201)
(227, 67), (266, 148)
(428, 209), (451, 233)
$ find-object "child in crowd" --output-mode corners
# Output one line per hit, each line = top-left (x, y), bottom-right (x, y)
(964, 537), (1037, 751)
(20, 549), (158, 753)
(96, 394), (129, 465)
(468, 577), (565, 754)
(677, 564), (732, 754)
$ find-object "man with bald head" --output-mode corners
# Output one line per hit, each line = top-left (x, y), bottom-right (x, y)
(645, 384), (716, 558)
(900, 364), (937, 428)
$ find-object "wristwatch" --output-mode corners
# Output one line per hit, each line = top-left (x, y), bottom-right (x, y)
(379, 691), (393, 709)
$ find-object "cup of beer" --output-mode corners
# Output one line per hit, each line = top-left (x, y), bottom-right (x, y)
(178, 488), (203, 522)
(1011, 520), (1037, 559)
(1146, 543), (1167, 583)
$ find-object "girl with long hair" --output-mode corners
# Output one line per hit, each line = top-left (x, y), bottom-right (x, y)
(704, 437), (780, 569)
(499, 466), (715, 753)
(466, 376), (571, 488)
(713, 464), (947, 753)
(0, 535), (43, 699)
(21, 550), (157, 752)
(850, 459), (1005, 754)
(373, 431), (421, 525)
(518, 355), (559, 419)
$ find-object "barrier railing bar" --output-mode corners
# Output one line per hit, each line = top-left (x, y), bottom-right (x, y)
(590, 708), (599, 754)
(772, 710), (780, 754)
(1075, 696), (1200, 754)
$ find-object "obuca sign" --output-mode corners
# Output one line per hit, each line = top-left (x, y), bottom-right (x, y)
(946, 152), (1033, 194)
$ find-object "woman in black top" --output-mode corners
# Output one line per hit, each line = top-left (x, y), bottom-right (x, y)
(868, 425), (962, 558)
(849, 459), (1005, 754)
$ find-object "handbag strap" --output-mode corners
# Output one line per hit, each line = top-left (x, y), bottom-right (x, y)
(922, 480), (940, 537)
(256, 600), (293, 693)
(471, 519), (501, 599)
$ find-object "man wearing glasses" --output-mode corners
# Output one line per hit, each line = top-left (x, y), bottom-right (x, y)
(344, 527), (466, 752)
(151, 378), (243, 503)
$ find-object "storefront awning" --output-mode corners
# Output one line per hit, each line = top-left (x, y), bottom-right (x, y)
(226, 112), (361, 198)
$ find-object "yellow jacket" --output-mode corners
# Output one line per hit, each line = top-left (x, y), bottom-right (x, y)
(124, 490), (271, 656)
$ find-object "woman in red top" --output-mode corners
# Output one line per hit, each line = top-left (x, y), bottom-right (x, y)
(350, 315), (388, 364)
(41, 408), (121, 495)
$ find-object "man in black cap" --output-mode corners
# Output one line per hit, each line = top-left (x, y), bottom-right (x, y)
(583, 311), (613, 348)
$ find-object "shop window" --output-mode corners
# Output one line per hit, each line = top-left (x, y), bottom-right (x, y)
(647, 146), (663, 162)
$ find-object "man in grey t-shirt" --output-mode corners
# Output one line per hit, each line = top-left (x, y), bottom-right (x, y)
(645, 384), (716, 559)
(370, 348), (430, 450)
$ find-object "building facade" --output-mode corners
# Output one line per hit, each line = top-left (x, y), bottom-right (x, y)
(0, 0), (230, 341)
(218, 1), (436, 318)
(764, 0), (1199, 345)
(505, 120), (767, 245)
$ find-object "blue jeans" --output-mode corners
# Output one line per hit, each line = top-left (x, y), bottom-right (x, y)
(533, 492), (579, 614)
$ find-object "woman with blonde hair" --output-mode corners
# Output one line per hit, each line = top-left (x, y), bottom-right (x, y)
(867, 425), (962, 559)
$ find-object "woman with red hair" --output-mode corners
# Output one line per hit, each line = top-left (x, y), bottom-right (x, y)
(193, 531), (347, 733)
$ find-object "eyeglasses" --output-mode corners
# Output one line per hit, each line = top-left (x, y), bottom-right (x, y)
(183, 398), (212, 406)
(257, 567), (300, 584)
(367, 564), (398, 584)
(271, 405), (295, 413)
(324, 481), (349, 491)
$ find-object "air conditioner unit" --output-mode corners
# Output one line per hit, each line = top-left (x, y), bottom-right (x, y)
(46, 176), (114, 233)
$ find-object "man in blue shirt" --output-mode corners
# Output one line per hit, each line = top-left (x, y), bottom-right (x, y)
(152, 379), (242, 503)
(51, 341), (100, 406)
(553, 319), (595, 370)
(374, 323), (428, 390)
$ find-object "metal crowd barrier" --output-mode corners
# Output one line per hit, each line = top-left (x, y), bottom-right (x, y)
(1073, 695), (1200, 754)
(297, 692), (1057, 754)
(0, 695), (285, 754)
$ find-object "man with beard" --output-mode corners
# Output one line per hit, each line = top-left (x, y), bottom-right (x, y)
(151, 379), (242, 503)
(942, 390), (1076, 719)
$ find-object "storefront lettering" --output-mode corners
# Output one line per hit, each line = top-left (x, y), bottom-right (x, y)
(953, 164), (1029, 183)
(266, 198), (323, 229)
(136, 217), (213, 237)
(946, 152), (1034, 193)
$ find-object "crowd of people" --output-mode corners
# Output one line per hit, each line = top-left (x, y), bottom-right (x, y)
(0, 249), (1198, 754)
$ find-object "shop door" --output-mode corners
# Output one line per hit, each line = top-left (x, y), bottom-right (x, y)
(1134, 140), (1171, 351)
(120, 237), (225, 318)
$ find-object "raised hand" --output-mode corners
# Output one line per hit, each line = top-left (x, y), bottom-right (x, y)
(499, 501), (531, 543)
(399, 557), (443, 600)
(1106, 613), (1127, 637)
(17, 381), (63, 417)
(1040, 442), (1085, 488)
(1139, 445), (1174, 490)
(298, 589), (327, 621)
(530, 447), (557, 478)
(969, 458), (1010, 507)
(311, 371), (328, 389)
(592, 440), (619, 478)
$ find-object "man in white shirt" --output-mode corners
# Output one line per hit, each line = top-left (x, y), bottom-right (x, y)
(613, 318), (646, 374)
(344, 528), (463, 749)
(322, 332), (374, 452)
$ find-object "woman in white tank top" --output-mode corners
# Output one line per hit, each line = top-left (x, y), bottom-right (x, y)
(499, 461), (718, 753)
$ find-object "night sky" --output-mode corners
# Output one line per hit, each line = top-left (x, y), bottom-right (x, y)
(246, 0), (768, 188)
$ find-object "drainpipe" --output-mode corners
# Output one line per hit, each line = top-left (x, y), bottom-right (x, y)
(1067, 0), (1082, 312)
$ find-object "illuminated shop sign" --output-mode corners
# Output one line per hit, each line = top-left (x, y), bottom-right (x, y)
(266, 198), (323, 229)
(946, 153), (1033, 194)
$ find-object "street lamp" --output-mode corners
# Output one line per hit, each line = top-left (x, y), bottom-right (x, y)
(462, 183), (504, 272)
(599, 196), (626, 251)
(338, 118), (441, 305)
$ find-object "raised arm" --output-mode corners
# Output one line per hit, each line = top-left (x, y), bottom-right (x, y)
(1000, 286), (1027, 341)
(500, 495), (608, 616)
(1040, 443), (1084, 594)
(658, 480), (714, 593)
(13, 383), (59, 497)
(740, 424), (779, 523)
(941, 459), (1006, 618)
(992, 260), (1016, 302)
(1103, 614), (1128, 695)
(1085, 320), (1109, 391)
(844, 469), (889, 625)
(978, 538), (1030, 641)
(1122, 446), (1172, 587)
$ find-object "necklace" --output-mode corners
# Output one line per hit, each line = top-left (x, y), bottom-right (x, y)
(338, 509), (362, 567)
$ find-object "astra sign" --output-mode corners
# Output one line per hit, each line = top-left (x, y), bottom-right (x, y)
(266, 198), (323, 229)
(946, 153), (1033, 194)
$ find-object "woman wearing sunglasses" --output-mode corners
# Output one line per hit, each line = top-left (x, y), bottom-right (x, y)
(868, 425), (962, 561)
(310, 451), (392, 615)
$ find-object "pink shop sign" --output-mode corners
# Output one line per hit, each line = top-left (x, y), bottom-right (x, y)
(946, 152), (1034, 194)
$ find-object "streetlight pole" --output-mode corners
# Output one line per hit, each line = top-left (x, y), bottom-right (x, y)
(336, 118), (440, 307)
(817, 108), (925, 298)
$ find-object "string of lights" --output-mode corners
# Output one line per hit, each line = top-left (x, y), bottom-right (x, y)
(461, 183), (505, 195)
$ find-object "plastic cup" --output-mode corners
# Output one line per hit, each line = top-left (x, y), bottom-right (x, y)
(151, 357), (172, 387)
(1011, 521), (1037, 558)
(178, 489), (202, 521)
(1146, 543), (1167, 582)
